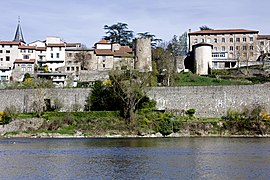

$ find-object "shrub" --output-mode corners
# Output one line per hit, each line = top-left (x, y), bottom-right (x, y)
(185, 108), (196, 117)
(2, 105), (18, 123)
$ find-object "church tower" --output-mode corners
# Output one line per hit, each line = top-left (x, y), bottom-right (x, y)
(13, 16), (25, 43)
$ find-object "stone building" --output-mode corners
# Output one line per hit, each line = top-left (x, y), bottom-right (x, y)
(188, 29), (259, 69)
(134, 37), (152, 72)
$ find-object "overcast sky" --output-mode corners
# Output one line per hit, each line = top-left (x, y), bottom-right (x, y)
(1, 0), (269, 47)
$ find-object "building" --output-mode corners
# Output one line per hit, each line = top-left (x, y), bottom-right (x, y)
(188, 29), (259, 69)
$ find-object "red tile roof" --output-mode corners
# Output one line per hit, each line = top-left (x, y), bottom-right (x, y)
(257, 35), (270, 40)
(95, 49), (114, 55)
(114, 46), (133, 57)
(189, 29), (259, 35)
(66, 43), (81, 47)
(19, 45), (36, 50)
(0, 41), (21, 45)
(95, 39), (111, 44)
(36, 47), (46, 51)
(47, 43), (66, 47)
(14, 59), (35, 63)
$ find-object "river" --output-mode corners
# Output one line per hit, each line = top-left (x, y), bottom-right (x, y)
(0, 137), (269, 179)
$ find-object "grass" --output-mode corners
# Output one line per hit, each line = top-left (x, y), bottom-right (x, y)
(175, 72), (251, 86)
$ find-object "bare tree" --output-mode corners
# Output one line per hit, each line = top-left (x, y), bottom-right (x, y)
(109, 69), (151, 126)
(75, 46), (92, 70)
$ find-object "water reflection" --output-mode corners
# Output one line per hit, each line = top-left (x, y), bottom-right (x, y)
(0, 138), (269, 179)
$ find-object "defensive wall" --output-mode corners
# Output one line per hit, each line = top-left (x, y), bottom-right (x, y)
(0, 85), (270, 118)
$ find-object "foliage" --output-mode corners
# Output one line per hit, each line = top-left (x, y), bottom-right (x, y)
(174, 72), (250, 86)
(0, 106), (18, 125)
(71, 103), (82, 112)
(85, 80), (121, 111)
(152, 46), (176, 86)
(222, 104), (269, 135)
(109, 70), (152, 125)
(137, 32), (162, 48)
(199, 25), (213, 30)
(31, 89), (46, 117)
(6, 78), (54, 89)
(52, 98), (63, 112)
(103, 22), (134, 46)
(185, 108), (196, 117)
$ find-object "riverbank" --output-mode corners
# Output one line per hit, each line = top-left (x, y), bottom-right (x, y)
(1, 117), (270, 138)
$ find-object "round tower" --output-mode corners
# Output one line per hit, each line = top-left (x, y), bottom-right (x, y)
(134, 38), (152, 72)
(193, 43), (213, 75)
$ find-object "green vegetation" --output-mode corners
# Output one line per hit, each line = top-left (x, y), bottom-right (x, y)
(175, 72), (251, 86)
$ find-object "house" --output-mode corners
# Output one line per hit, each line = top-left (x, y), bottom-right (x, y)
(188, 29), (259, 69)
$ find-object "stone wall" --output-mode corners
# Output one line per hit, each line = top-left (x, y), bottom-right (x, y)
(0, 85), (270, 117)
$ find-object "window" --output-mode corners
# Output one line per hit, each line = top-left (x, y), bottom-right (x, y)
(71, 67), (75, 71)
(250, 52), (254, 57)
(230, 38), (233, 42)
(67, 67), (70, 71)
(0, 50), (2, 53)
(76, 67), (79, 71)
(236, 38), (240, 42)
(194, 39), (198, 43)
(222, 46), (225, 51)
(250, 37), (253, 42)
(27, 67), (32, 72)
(68, 53), (72, 57)
(23, 55), (29, 59)
(201, 39), (204, 43)
(236, 46), (239, 50)
(51, 53), (53, 58)
(260, 41), (264, 46)
(1, 45), (4, 48)
(0, 58), (3, 61)
(56, 53), (60, 58)
(207, 39), (211, 43)
(243, 52), (247, 58)
(102, 56), (106, 61)
(51, 47), (53, 51)
(103, 64), (105, 68)
(214, 47), (217, 51)
(59, 47), (62, 51)
(28, 50), (33, 53)
(214, 38), (217, 43)
(6, 50), (10, 53)
(6, 56), (10, 61)
(230, 46), (233, 51)
(243, 37), (246, 42)
(250, 46), (253, 50)
(21, 65), (26, 71)
(222, 38), (225, 43)
(10, 45), (12, 48)
(243, 46), (247, 51)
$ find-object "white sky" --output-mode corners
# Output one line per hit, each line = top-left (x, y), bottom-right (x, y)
(1, 0), (269, 47)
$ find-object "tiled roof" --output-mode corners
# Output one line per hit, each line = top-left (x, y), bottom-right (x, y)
(257, 35), (270, 40)
(189, 29), (259, 35)
(0, 41), (21, 45)
(47, 43), (66, 47)
(114, 46), (133, 57)
(14, 59), (35, 63)
(66, 43), (81, 47)
(19, 45), (36, 49)
(95, 39), (111, 44)
(36, 47), (46, 51)
(95, 49), (114, 55)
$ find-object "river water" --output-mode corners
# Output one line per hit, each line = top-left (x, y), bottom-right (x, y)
(0, 137), (269, 179)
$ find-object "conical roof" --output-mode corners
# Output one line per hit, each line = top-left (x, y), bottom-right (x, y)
(13, 18), (25, 43)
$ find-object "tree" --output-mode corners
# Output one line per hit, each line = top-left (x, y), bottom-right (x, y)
(75, 46), (92, 70)
(153, 43), (176, 86)
(104, 22), (134, 46)
(85, 80), (121, 111)
(137, 32), (162, 48)
(199, 25), (213, 31)
(179, 32), (188, 56)
(109, 70), (151, 126)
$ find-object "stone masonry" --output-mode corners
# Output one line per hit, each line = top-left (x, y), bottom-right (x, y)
(0, 85), (270, 118)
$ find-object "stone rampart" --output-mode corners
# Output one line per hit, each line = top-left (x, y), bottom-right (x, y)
(0, 85), (270, 117)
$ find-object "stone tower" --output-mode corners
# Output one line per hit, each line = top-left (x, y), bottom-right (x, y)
(134, 38), (152, 72)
